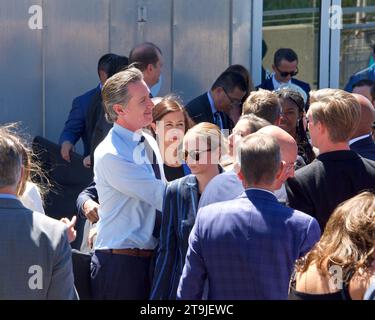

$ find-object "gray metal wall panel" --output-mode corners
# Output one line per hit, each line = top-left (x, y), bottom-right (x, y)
(232, 0), (251, 70)
(110, 0), (138, 55)
(173, 0), (231, 104)
(0, 0), (42, 137)
(110, 0), (172, 96)
(44, 0), (109, 143)
(0, 0), (253, 144)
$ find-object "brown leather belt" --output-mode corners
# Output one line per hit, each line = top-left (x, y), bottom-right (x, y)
(98, 248), (154, 258)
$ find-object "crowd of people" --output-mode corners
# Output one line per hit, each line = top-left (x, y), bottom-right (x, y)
(1, 43), (375, 300)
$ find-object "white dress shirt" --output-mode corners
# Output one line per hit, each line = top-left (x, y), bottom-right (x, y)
(93, 123), (166, 250)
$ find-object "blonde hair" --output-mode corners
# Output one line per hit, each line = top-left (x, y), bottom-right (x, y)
(183, 122), (227, 159)
(309, 89), (361, 143)
(242, 89), (281, 124)
(296, 191), (375, 282)
(101, 66), (144, 123)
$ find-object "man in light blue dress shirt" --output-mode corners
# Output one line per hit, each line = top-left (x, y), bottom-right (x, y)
(90, 67), (166, 299)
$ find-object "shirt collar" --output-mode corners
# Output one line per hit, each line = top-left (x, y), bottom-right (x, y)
(0, 194), (18, 200)
(272, 74), (291, 90)
(247, 187), (275, 196)
(207, 91), (218, 115)
(113, 123), (143, 145)
(349, 133), (372, 146)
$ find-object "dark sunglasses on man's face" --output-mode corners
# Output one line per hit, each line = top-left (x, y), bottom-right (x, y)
(184, 149), (211, 162)
(276, 66), (299, 78)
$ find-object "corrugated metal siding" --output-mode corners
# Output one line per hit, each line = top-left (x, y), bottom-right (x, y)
(0, 0), (252, 149)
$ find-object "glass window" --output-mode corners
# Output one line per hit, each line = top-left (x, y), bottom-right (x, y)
(340, 0), (375, 89)
(262, 0), (321, 89)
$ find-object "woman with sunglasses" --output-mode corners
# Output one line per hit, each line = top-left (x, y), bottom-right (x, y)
(276, 88), (316, 164)
(150, 122), (225, 300)
(150, 95), (194, 181)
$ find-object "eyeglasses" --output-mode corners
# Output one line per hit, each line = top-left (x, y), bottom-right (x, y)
(275, 66), (299, 78)
(184, 149), (211, 162)
(222, 88), (242, 107)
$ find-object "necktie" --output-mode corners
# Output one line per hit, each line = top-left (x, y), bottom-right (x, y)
(213, 111), (222, 129)
(139, 135), (162, 238)
(140, 135), (161, 180)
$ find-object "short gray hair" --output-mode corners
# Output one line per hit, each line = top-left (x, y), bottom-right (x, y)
(101, 66), (144, 123)
(239, 114), (271, 133)
(240, 133), (280, 186)
(0, 135), (22, 188)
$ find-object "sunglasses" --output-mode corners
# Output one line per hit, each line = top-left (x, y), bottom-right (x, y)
(276, 66), (299, 78)
(183, 149), (211, 162)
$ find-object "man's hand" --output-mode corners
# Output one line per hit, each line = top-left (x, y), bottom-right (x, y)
(61, 141), (74, 162)
(60, 215), (77, 243)
(83, 199), (99, 223)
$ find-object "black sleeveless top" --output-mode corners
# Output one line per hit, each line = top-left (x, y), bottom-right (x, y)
(288, 270), (353, 300)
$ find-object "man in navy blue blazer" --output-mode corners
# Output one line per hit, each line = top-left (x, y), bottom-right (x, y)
(258, 48), (311, 110)
(345, 44), (375, 93)
(349, 94), (375, 161)
(177, 133), (320, 300)
(59, 53), (117, 162)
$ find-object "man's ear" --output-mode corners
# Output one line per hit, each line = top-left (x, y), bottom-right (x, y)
(113, 104), (125, 116)
(272, 160), (286, 189)
(272, 64), (277, 72)
(237, 168), (244, 181)
(146, 63), (154, 74)
(275, 160), (286, 180)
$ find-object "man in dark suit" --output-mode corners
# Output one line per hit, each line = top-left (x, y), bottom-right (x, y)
(258, 48), (311, 110)
(286, 89), (375, 230)
(177, 133), (320, 300)
(0, 132), (77, 299)
(349, 93), (375, 160)
(129, 42), (164, 97)
(59, 53), (117, 162)
(185, 71), (247, 132)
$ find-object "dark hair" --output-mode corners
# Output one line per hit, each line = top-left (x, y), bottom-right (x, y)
(211, 70), (247, 93)
(97, 53), (119, 76)
(274, 48), (298, 67)
(151, 95), (194, 137)
(353, 79), (375, 101)
(276, 88), (316, 164)
(276, 88), (305, 113)
(225, 64), (255, 101)
(129, 42), (162, 71)
(106, 55), (129, 78)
